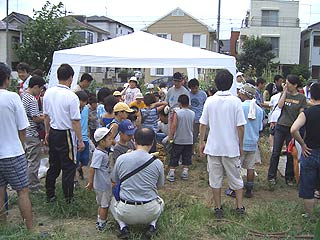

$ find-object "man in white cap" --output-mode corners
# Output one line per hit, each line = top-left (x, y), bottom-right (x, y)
(122, 76), (141, 105)
(236, 72), (245, 91)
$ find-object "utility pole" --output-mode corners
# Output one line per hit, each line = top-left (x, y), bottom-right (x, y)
(216, 0), (221, 53)
(6, 0), (9, 65)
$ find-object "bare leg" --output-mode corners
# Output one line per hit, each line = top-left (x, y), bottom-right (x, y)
(17, 188), (33, 230)
(99, 207), (108, 221)
(304, 199), (315, 215)
(212, 188), (221, 208)
(0, 186), (6, 224)
(247, 169), (254, 183)
(235, 189), (243, 208)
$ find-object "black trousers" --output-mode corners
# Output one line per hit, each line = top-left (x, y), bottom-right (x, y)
(46, 128), (76, 200)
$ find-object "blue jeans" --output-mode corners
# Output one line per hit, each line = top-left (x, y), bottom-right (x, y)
(267, 124), (294, 181)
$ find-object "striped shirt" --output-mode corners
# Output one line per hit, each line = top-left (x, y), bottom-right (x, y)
(21, 92), (40, 137)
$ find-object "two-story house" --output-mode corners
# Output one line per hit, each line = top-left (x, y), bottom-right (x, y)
(143, 7), (216, 82)
(239, 0), (300, 73)
(300, 22), (320, 79)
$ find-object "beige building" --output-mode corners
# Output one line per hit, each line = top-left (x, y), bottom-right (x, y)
(143, 7), (216, 82)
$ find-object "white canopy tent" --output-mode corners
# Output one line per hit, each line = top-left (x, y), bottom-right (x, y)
(49, 31), (237, 94)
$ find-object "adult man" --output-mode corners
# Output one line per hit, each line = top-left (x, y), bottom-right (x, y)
(0, 62), (33, 229)
(43, 64), (85, 203)
(21, 76), (46, 191)
(255, 77), (266, 108)
(199, 69), (246, 218)
(17, 62), (32, 94)
(263, 74), (284, 101)
(111, 128), (164, 239)
(72, 73), (93, 92)
(236, 72), (245, 90)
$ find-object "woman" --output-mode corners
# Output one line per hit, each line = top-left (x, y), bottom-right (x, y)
(267, 75), (307, 186)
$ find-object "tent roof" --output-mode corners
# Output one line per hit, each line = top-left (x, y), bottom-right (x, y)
(52, 31), (235, 69)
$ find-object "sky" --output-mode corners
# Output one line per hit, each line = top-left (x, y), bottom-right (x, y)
(1, 0), (320, 39)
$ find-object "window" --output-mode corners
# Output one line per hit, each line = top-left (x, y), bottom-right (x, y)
(171, 9), (185, 16)
(314, 36), (320, 47)
(304, 39), (310, 48)
(87, 32), (93, 44)
(192, 35), (201, 47)
(156, 68), (164, 75)
(261, 10), (279, 26)
(11, 36), (20, 49)
(85, 67), (91, 73)
(263, 37), (279, 57)
(157, 34), (168, 39)
(77, 31), (86, 43)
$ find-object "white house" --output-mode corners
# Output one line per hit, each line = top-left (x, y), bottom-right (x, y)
(239, 0), (301, 72)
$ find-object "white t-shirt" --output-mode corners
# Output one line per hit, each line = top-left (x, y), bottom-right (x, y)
(0, 89), (29, 158)
(43, 84), (80, 130)
(124, 87), (140, 105)
(199, 91), (246, 157)
(268, 92), (282, 123)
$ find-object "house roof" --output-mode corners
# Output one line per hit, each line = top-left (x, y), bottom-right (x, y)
(87, 15), (134, 31)
(142, 7), (215, 32)
(64, 16), (110, 35)
(301, 21), (320, 35)
(0, 20), (20, 31)
(2, 12), (32, 25)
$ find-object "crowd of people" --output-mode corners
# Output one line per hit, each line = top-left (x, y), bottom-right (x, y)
(0, 61), (319, 239)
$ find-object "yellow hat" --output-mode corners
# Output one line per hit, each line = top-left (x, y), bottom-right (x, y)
(113, 91), (122, 96)
(113, 102), (134, 113)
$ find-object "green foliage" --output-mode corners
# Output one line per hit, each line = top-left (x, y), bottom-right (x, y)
(237, 36), (275, 77)
(289, 64), (311, 81)
(7, 78), (19, 93)
(15, 1), (80, 74)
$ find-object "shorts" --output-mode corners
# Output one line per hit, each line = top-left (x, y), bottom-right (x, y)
(95, 189), (112, 208)
(207, 155), (243, 190)
(0, 154), (29, 190)
(169, 144), (192, 167)
(76, 141), (90, 167)
(240, 151), (256, 170)
(299, 148), (320, 199)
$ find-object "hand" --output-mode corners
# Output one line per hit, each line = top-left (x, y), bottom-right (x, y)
(44, 133), (49, 146)
(85, 182), (93, 191)
(199, 141), (205, 158)
(78, 140), (85, 152)
(302, 143), (312, 158)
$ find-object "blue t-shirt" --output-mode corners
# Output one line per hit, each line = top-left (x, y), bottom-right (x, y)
(80, 105), (89, 141)
(97, 104), (106, 128)
(190, 90), (207, 123)
(242, 100), (263, 151)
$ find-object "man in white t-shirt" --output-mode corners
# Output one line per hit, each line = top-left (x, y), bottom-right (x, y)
(0, 62), (33, 229)
(199, 69), (246, 219)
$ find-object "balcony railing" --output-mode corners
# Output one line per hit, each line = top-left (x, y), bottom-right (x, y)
(242, 16), (299, 28)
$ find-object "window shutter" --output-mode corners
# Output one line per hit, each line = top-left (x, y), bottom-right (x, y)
(150, 68), (156, 76)
(167, 34), (172, 40)
(200, 34), (207, 48)
(164, 68), (173, 76)
(183, 33), (192, 46)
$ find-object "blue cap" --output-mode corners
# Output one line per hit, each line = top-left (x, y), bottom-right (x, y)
(118, 119), (136, 135)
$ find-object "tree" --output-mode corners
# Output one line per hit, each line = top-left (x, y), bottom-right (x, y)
(237, 36), (275, 77)
(16, 1), (80, 73)
(290, 64), (310, 81)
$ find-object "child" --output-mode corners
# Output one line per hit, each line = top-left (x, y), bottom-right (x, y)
(113, 119), (136, 161)
(85, 127), (114, 231)
(88, 95), (98, 142)
(75, 91), (90, 181)
(121, 76), (141, 105)
(100, 95), (118, 127)
(129, 93), (146, 110)
(113, 90), (123, 102)
(167, 94), (195, 182)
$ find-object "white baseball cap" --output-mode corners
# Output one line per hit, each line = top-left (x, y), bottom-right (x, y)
(236, 72), (244, 77)
(147, 83), (154, 89)
(94, 127), (112, 142)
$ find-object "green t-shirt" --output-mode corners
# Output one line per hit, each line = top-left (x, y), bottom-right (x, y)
(278, 93), (307, 127)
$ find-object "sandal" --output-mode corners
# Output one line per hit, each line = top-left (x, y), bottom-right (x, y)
(225, 188), (236, 198)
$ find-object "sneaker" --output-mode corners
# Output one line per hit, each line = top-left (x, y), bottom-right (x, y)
(166, 172), (175, 182)
(77, 167), (84, 180)
(235, 206), (246, 216)
(286, 180), (294, 186)
(46, 195), (56, 203)
(145, 225), (157, 239)
(244, 189), (253, 198)
(181, 171), (189, 180)
(225, 188), (236, 198)
(118, 226), (130, 239)
(96, 222), (106, 232)
(268, 179), (276, 185)
(213, 207), (224, 219)
(74, 180), (80, 189)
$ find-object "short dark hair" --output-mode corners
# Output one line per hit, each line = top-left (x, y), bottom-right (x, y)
(0, 62), (11, 86)
(310, 82), (320, 100)
(274, 74), (283, 83)
(17, 62), (30, 73)
(104, 95), (118, 113)
(188, 78), (199, 88)
(88, 96), (98, 105)
(134, 127), (155, 146)
(144, 93), (156, 106)
(31, 69), (43, 77)
(215, 69), (233, 91)
(80, 73), (93, 82)
(256, 77), (266, 86)
(287, 74), (302, 88)
(75, 90), (88, 102)
(28, 76), (46, 88)
(57, 64), (74, 81)
(246, 79), (256, 86)
(97, 87), (112, 103)
(178, 94), (189, 107)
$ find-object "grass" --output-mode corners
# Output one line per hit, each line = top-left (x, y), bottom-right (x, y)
(1, 135), (319, 239)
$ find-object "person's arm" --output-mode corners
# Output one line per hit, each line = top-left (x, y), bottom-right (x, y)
(237, 125), (244, 157)
(169, 112), (177, 141)
(155, 101), (168, 112)
(100, 113), (106, 127)
(44, 114), (50, 145)
(263, 90), (269, 102)
(136, 110), (142, 128)
(18, 129), (27, 145)
(72, 119), (85, 151)
(156, 163), (165, 188)
(199, 123), (207, 157)
(85, 167), (95, 191)
(290, 112), (311, 157)
(277, 85), (287, 109)
(32, 115), (44, 123)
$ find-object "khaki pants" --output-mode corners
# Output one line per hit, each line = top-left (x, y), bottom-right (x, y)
(25, 136), (42, 190)
(110, 196), (164, 226)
